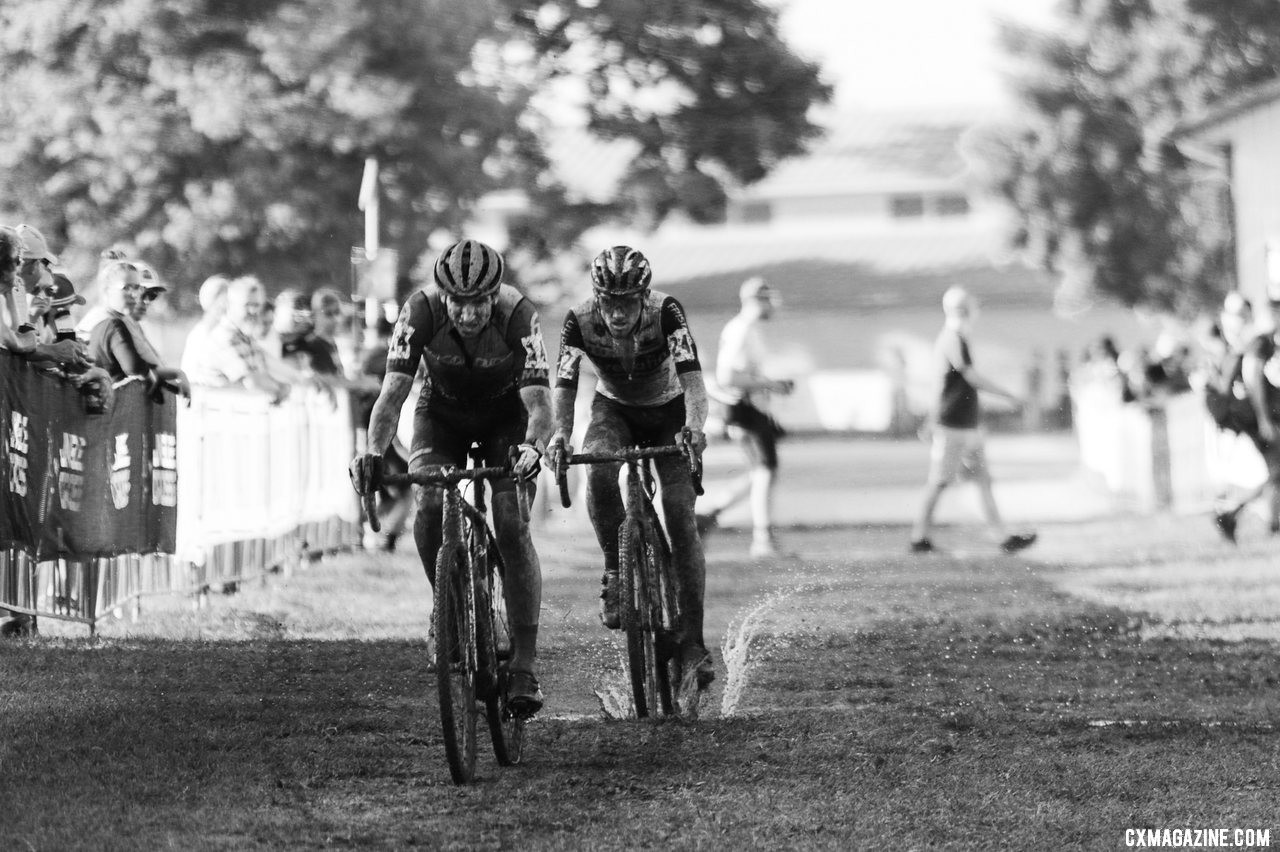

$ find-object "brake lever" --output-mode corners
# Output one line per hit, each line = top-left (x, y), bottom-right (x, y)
(680, 427), (705, 497)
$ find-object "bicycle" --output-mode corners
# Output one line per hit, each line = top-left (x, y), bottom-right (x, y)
(363, 446), (531, 784)
(553, 429), (704, 719)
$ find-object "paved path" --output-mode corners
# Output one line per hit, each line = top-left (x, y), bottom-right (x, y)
(533, 431), (1116, 567)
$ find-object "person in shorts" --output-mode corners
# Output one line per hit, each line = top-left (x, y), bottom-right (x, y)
(546, 245), (714, 687)
(909, 286), (1036, 554)
(696, 276), (795, 557)
(350, 239), (551, 714)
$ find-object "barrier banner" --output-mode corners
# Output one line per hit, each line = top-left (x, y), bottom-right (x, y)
(0, 355), (176, 559)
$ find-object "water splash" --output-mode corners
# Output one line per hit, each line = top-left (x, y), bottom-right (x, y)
(720, 584), (812, 717)
(593, 638), (636, 720)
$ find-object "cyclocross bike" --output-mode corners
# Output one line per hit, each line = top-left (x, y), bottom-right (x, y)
(554, 429), (703, 719)
(364, 447), (531, 784)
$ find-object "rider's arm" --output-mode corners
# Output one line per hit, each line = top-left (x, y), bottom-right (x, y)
(679, 370), (709, 432)
(509, 300), (553, 450)
(520, 385), (553, 448)
(550, 309), (585, 445)
(366, 372), (414, 456)
(365, 294), (430, 455)
(551, 387), (577, 441)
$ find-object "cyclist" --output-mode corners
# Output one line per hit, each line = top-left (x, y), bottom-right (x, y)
(350, 239), (552, 715)
(546, 245), (714, 687)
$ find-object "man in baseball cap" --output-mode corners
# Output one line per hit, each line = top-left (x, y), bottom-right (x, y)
(16, 223), (58, 265)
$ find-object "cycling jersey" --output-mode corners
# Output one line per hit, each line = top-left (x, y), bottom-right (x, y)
(555, 290), (701, 407)
(387, 283), (549, 408)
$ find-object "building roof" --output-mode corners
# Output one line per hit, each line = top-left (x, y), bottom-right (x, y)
(586, 211), (1015, 285)
(1175, 76), (1280, 142)
(545, 107), (996, 205)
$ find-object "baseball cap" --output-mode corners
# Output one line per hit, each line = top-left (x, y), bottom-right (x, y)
(135, 261), (168, 292)
(15, 224), (58, 264)
(49, 273), (86, 309)
(739, 276), (779, 304)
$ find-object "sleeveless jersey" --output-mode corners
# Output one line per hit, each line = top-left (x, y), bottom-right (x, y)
(386, 283), (549, 408)
(555, 290), (701, 407)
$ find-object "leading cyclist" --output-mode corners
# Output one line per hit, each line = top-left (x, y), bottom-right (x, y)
(350, 238), (552, 715)
(546, 245), (715, 688)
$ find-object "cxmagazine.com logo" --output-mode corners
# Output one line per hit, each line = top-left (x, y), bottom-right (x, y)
(1126, 828), (1271, 848)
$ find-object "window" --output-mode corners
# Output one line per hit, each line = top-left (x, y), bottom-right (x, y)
(890, 195), (924, 218)
(935, 194), (971, 216)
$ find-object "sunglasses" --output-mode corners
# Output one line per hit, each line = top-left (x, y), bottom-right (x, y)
(141, 291), (160, 304)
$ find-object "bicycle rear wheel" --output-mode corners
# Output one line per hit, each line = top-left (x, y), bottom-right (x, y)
(619, 517), (673, 718)
(476, 533), (526, 765)
(434, 544), (478, 784)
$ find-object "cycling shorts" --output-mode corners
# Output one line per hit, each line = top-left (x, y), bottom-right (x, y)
(410, 394), (527, 494)
(583, 394), (686, 454)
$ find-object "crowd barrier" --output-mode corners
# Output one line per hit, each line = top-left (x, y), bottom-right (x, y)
(1, 358), (359, 632)
(1072, 379), (1266, 513)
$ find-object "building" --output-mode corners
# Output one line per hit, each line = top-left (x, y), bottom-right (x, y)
(1177, 77), (1280, 307)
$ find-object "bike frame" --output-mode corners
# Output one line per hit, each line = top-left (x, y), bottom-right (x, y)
(555, 441), (701, 718)
(372, 454), (528, 783)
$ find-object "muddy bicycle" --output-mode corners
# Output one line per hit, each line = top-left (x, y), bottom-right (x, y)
(554, 429), (704, 719)
(364, 448), (531, 784)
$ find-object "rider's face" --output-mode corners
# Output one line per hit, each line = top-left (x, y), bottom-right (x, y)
(598, 292), (644, 337)
(445, 294), (494, 338)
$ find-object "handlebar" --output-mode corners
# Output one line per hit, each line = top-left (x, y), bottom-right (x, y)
(554, 434), (703, 508)
(362, 450), (533, 531)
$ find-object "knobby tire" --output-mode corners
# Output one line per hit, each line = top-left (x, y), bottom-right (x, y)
(434, 544), (478, 784)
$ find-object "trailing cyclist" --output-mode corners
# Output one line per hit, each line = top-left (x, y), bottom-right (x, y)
(350, 238), (552, 715)
(546, 245), (715, 688)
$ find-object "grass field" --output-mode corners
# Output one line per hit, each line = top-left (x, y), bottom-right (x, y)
(3, 496), (1278, 850)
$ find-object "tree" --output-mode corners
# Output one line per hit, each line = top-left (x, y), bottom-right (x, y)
(0, 0), (542, 295)
(966, 0), (1280, 315)
(506, 0), (830, 231)
(0, 0), (829, 298)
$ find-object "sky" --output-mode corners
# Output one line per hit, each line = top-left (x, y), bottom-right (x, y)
(775, 0), (1061, 113)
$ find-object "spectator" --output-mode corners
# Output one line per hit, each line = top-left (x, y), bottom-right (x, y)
(908, 286), (1037, 555)
(1236, 294), (1280, 537)
(696, 276), (795, 558)
(24, 270), (115, 413)
(2, 224), (92, 369)
(1202, 295), (1268, 542)
(186, 275), (289, 402)
(180, 274), (230, 376)
(82, 261), (188, 400)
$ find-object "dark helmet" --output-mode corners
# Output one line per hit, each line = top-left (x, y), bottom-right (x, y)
(433, 238), (504, 298)
(590, 246), (652, 296)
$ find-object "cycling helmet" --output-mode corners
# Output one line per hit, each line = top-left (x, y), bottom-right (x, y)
(433, 238), (504, 298)
(590, 245), (652, 296)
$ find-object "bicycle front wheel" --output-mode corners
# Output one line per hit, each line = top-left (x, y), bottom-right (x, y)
(434, 544), (478, 784)
(619, 517), (672, 718)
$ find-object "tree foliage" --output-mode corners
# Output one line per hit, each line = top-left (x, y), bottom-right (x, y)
(966, 0), (1280, 315)
(0, 0), (829, 297)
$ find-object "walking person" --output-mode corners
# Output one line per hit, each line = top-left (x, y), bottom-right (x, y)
(1235, 293), (1280, 538)
(696, 276), (794, 558)
(1204, 293), (1270, 542)
(909, 286), (1037, 554)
